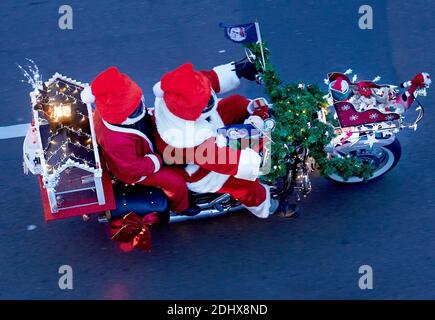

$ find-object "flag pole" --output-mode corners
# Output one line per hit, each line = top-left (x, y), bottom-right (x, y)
(255, 18), (266, 68)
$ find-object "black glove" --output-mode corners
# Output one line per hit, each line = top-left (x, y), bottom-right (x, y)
(234, 58), (258, 81)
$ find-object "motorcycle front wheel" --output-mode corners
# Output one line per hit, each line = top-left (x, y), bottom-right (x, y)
(327, 138), (402, 183)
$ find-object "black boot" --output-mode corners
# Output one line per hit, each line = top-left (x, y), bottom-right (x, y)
(234, 58), (259, 81)
(275, 201), (299, 218)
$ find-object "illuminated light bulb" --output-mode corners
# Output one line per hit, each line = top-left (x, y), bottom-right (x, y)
(51, 103), (72, 122)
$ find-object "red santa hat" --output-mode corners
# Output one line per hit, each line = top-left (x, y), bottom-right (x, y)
(154, 63), (211, 121)
(80, 66), (142, 124)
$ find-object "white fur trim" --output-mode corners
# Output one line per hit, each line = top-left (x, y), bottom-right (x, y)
(153, 81), (164, 97)
(213, 62), (240, 94)
(137, 176), (147, 183)
(235, 147), (261, 181)
(145, 154), (161, 173)
(187, 171), (230, 193)
(121, 104), (146, 125)
(209, 104), (225, 127)
(185, 164), (200, 176)
(154, 97), (218, 148)
(244, 184), (271, 218)
(215, 134), (227, 148)
(102, 119), (154, 152)
(80, 86), (95, 104)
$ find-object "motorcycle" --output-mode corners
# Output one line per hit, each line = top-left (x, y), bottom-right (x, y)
(110, 67), (430, 224)
(21, 52), (430, 228)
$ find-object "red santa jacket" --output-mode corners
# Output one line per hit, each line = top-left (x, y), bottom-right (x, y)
(151, 63), (262, 193)
(93, 109), (162, 185)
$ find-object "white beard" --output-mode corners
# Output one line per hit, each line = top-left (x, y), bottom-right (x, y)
(154, 97), (224, 148)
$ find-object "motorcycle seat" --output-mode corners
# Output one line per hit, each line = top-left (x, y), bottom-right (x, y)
(110, 183), (169, 221)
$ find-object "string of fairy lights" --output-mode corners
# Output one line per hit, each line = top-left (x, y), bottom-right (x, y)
(45, 139), (94, 163)
(36, 78), (97, 173)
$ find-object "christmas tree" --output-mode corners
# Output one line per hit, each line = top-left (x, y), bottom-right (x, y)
(247, 43), (374, 183)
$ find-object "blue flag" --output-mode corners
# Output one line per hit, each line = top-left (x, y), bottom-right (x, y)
(219, 22), (259, 43)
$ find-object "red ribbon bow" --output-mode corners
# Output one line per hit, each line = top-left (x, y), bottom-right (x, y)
(110, 212), (159, 251)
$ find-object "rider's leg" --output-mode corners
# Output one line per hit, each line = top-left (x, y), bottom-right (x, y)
(137, 166), (189, 213)
(217, 176), (272, 218)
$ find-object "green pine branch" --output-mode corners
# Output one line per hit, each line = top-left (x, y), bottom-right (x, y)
(247, 42), (374, 183)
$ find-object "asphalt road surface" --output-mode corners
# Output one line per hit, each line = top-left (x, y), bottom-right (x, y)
(1, 0), (435, 299)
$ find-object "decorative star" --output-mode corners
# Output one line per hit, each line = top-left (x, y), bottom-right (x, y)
(364, 133), (378, 148)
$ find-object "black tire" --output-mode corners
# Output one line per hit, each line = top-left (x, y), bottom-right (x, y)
(327, 138), (402, 183)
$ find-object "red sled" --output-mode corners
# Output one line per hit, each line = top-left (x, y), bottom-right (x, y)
(334, 101), (400, 128)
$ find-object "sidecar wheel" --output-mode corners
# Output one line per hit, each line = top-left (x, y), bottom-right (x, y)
(327, 138), (402, 184)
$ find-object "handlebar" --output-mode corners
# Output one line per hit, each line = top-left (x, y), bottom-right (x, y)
(401, 98), (425, 131)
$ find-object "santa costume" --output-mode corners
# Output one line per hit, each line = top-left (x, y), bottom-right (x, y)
(80, 66), (189, 213)
(151, 62), (274, 218)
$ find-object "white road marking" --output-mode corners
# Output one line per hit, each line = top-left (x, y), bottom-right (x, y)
(0, 123), (29, 140)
